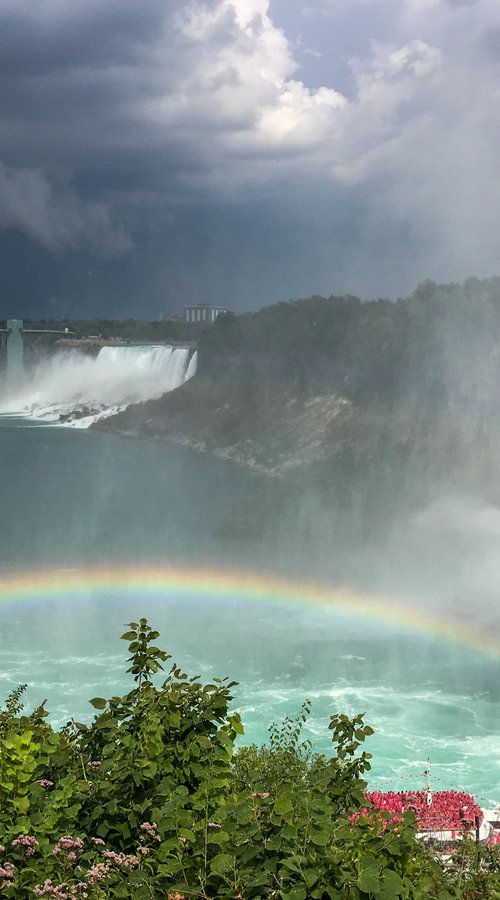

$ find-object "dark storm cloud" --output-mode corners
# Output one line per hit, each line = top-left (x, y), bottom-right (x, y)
(0, 159), (132, 255)
(0, 3), (173, 154)
(0, 0), (499, 317)
(0, 2), (162, 77)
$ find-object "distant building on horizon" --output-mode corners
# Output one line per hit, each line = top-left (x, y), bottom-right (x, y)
(184, 304), (229, 324)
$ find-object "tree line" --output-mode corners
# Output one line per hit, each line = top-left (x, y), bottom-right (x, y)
(200, 277), (500, 421)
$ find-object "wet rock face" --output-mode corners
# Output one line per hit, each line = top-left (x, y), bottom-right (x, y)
(58, 406), (102, 423)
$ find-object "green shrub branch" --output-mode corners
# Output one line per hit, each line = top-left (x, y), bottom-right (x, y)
(0, 621), (498, 899)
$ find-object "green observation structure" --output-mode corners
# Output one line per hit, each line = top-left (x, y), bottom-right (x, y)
(6, 319), (24, 383)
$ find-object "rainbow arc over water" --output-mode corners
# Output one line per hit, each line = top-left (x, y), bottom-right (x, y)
(0, 563), (497, 661)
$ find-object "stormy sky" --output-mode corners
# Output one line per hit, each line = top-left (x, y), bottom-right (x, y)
(0, 0), (499, 318)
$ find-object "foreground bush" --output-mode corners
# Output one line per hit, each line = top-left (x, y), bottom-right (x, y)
(0, 619), (499, 898)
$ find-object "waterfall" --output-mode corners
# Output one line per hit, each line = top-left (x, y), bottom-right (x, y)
(0, 345), (198, 426)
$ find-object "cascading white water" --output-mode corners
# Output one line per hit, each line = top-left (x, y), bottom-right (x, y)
(0, 345), (198, 426)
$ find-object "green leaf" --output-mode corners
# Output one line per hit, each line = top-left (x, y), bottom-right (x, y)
(274, 797), (293, 815)
(236, 806), (254, 826)
(121, 631), (137, 641)
(95, 712), (115, 728)
(303, 869), (320, 888)
(65, 803), (82, 818)
(89, 697), (107, 709)
(179, 828), (196, 842)
(281, 859), (302, 874)
(210, 852), (234, 873)
(131, 888), (151, 900)
(309, 829), (331, 846)
(15, 795), (30, 813)
(281, 889), (306, 900)
(381, 869), (404, 893)
(357, 872), (381, 894)
(207, 830), (230, 844)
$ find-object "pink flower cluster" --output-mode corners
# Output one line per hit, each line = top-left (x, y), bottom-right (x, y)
(33, 879), (89, 898)
(0, 863), (15, 890)
(102, 850), (139, 868)
(84, 850), (140, 886)
(33, 838), (113, 895)
(12, 834), (39, 858)
(85, 862), (110, 886)
(53, 836), (85, 862)
(363, 790), (483, 831)
(139, 821), (160, 842)
(11, 826), (154, 897)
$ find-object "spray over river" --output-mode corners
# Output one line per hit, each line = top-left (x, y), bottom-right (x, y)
(0, 346), (500, 805)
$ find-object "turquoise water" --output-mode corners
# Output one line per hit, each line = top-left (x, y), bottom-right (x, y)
(0, 416), (499, 805)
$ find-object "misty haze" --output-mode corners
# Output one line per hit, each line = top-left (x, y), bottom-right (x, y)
(1, 0), (500, 893)
(2, 279), (500, 808)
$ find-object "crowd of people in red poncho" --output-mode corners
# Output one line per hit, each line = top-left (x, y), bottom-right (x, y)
(361, 790), (483, 832)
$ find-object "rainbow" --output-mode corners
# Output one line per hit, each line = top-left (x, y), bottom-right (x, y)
(0, 563), (497, 661)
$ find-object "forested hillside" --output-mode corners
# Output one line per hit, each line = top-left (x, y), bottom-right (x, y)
(200, 277), (500, 418)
